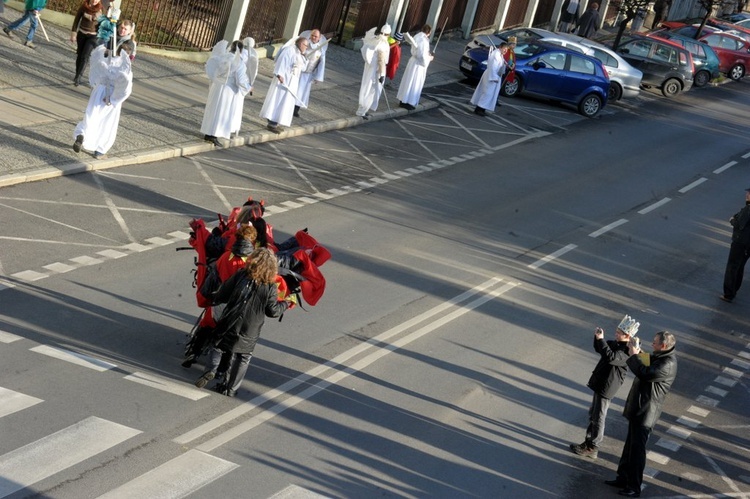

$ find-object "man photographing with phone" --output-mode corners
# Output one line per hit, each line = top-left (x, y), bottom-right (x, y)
(606, 331), (678, 497)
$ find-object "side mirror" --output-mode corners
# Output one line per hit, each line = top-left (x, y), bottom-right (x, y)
(619, 48), (630, 54)
(533, 61), (547, 70)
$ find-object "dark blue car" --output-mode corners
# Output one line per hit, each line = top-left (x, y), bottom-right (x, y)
(460, 42), (610, 118)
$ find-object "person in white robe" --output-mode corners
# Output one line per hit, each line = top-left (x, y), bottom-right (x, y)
(201, 40), (250, 146)
(260, 37), (308, 133)
(397, 24), (433, 110)
(470, 43), (508, 116)
(293, 29), (327, 118)
(229, 37), (258, 137)
(356, 24), (390, 119)
(72, 44), (133, 159)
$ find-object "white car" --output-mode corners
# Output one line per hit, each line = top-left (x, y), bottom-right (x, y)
(463, 27), (557, 53)
(539, 33), (643, 101)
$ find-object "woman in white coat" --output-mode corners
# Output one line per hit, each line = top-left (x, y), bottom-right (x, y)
(470, 43), (508, 116)
(397, 24), (433, 110)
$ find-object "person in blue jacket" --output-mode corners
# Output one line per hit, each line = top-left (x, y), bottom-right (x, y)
(3, 0), (48, 49)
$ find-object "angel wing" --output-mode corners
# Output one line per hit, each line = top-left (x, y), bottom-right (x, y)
(246, 48), (259, 86)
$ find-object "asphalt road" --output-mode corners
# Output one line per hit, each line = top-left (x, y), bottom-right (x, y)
(1, 80), (749, 498)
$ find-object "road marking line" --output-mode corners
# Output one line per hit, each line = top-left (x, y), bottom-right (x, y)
(123, 372), (210, 401)
(730, 358), (750, 370)
(528, 244), (577, 269)
(678, 177), (707, 193)
(122, 243), (152, 252)
(713, 376), (737, 387)
(355, 181), (376, 188)
(43, 262), (76, 273)
(589, 219), (628, 238)
(297, 196), (320, 204)
(0, 330), (23, 343)
(676, 416), (701, 428)
(638, 197), (671, 215)
(280, 200), (306, 209)
(175, 277), (508, 446)
(167, 231), (190, 240)
(742, 152), (750, 159)
(722, 367), (743, 378)
(369, 177), (389, 184)
(696, 395), (719, 407)
(713, 161), (737, 174)
(195, 280), (520, 452)
(0, 387), (42, 418)
(144, 237), (173, 246)
(687, 405), (710, 417)
(739, 350), (750, 360)
(0, 416), (141, 498)
(666, 425), (691, 440)
(70, 255), (104, 266)
(30, 345), (117, 372)
(269, 484), (332, 499)
(646, 450), (670, 465)
(697, 447), (744, 495)
(96, 450), (238, 499)
(97, 249), (129, 259)
(92, 174), (137, 244)
(10, 270), (47, 282)
(705, 386), (728, 397)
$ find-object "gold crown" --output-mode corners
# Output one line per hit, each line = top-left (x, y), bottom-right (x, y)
(617, 315), (640, 337)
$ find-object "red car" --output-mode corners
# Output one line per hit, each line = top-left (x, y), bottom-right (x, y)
(699, 31), (750, 80)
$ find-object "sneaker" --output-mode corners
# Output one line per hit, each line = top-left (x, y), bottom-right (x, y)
(73, 135), (83, 153)
(568, 441), (587, 453)
(24, 41), (36, 49)
(573, 444), (598, 459)
(3, 27), (12, 38)
(195, 371), (215, 389)
(93, 151), (107, 160)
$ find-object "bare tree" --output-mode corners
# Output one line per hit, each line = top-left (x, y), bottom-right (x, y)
(690, 0), (737, 38)
(608, 0), (652, 50)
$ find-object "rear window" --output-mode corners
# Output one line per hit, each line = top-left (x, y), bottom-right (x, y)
(514, 43), (547, 60)
(591, 48), (618, 68)
(569, 55), (597, 74)
(653, 44), (677, 63)
(620, 39), (651, 57)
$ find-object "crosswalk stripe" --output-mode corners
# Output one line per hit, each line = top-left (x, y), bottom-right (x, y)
(123, 372), (210, 401)
(29, 345), (117, 371)
(0, 416), (141, 498)
(270, 484), (332, 498)
(97, 450), (237, 499)
(0, 387), (43, 418)
(0, 331), (22, 343)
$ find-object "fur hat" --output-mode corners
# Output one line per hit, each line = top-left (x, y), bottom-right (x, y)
(617, 315), (640, 337)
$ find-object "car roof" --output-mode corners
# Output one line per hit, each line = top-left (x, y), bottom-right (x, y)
(624, 32), (690, 52)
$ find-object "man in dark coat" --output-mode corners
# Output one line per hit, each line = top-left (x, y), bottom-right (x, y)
(721, 187), (750, 303)
(575, 2), (601, 38)
(195, 248), (294, 397)
(606, 331), (677, 497)
(570, 315), (639, 459)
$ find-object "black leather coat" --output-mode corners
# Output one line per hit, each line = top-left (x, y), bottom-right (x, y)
(623, 347), (677, 428)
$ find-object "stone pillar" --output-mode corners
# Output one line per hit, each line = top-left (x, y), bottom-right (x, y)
(388, 0), (409, 31)
(426, 0), (446, 41)
(522, 0), (541, 26)
(223, 0), (252, 42)
(283, 0), (309, 40)
(461, 0), (480, 38)
(495, 0), (512, 29)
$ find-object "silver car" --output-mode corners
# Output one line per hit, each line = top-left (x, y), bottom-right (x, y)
(540, 33), (643, 101)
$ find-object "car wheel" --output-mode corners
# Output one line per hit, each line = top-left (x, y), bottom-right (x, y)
(729, 64), (745, 80)
(694, 70), (710, 87)
(502, 76), (520, 97)
(608, 82), (622, 101)
(578, 93), (602, 118)
(661, 78), (682, 97)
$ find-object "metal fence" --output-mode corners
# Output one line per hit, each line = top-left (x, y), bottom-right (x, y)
(47, 0), (234, 50)
(472, 0), (502, 31)
(351, 0), (390, 38)
(300, 0), (347, 41)
(240, 0), (294, 45)
(400, 0), (431, 33)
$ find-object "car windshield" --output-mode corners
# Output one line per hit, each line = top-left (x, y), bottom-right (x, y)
(514, 42), (548, 60)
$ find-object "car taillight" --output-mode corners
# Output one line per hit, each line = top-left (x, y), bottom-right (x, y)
(601, 64), (609, 79)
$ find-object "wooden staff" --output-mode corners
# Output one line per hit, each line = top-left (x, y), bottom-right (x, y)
(432, 17), (449, 53)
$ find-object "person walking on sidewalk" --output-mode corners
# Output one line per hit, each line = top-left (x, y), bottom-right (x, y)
(70, 0), (104, 86)
(575, 2), (601, 38)
(3, 0), (47, 49)
(569, 315), (639, 459)
(293, 29), (327, 118)
(470, 42), (507, 116)
(260, 37), (307, 133)
(398, 25), (433, 110)
(195, 248), (294, 397)
(356, 24), (390, 119)
(606, 331), (677, 498)
(721, 187), (750, 303)
(72, 43), (133, 159)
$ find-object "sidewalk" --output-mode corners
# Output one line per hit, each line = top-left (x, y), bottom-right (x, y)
(0, 9), (468, 188)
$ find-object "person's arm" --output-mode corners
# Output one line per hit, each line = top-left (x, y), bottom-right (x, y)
(264, 284), (290, 318)
(70, 5), (84, 41)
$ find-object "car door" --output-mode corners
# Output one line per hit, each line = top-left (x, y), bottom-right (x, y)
(564, 54), (604, 102)
(523, 50), (569, 97)
(617, 39), (658, 84)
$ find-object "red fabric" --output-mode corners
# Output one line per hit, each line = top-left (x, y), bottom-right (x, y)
(504, 50), (516, 84)
(294, 230), (331, 267)
(387, 42), (401, 80)
(215, 252), (249, 282)
(293, 249), (326, 306)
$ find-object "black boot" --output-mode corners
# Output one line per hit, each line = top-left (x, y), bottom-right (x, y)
(293, 105), (300, 118)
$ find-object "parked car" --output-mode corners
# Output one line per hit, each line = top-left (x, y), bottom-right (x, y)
(462, 41), (609, 117)
(607, 34), (694, 97)
(699, 31), (750, 80)
(541, 33), (643, 100)
(648, 30), (721, 86)
(662, 21), (750, 43)
(463, 27), (556, 53)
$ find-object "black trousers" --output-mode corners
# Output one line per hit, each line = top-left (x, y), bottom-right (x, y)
(75, 32), (99, 80)
(616, 421), (652, 492)
(723, 241), (750, 299)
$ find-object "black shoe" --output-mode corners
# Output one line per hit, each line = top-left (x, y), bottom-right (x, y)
(573, 445), (598, 459)
(3, 27), (12, 38)
(618, 489), (640, 498)
(569, 442), (587, 453)
(74, 76), (81, 87)
(404, 103), (416, 110)
(361, 113), (370, 120)
(605, 478), (627, 488)
(204, 135), (221, 147)
(181, 358), (194, 368)
(266, 124), (281, 134)
(720, 294), (733, 303)
(195, 371), (215, 389)
(474, 107), (486, 116)
(73, 134), (83, 153)
(293, 105), (300, 117)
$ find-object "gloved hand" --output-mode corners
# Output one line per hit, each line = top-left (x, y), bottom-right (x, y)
(378, 76), (385, 84)
(286, 294), (298, 309)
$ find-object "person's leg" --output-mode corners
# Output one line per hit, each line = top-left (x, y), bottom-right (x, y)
(195, 347), (223, 388)
(7, 10), (32, 31)
(723, 242), (745, 299)
(588, 393), (611, 448)
(75, 34), (88, 81)
(615, 422), (634, 483)
(624, 425), (651, 492)
(25, 12), (38, 42)
(734, 246), (750, 295)
(224, 353), (252, 396)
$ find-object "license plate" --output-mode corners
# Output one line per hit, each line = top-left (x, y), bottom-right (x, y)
(461, 61), (473, 70)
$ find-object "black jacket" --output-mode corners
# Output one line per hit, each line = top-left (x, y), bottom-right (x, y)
(587, 338), (630, 399)
(212, 271), (289, 354)
(623, 347), (677, 428)
(730, 203), (750, 246)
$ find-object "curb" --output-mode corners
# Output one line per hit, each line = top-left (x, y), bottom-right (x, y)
(0, 100), (441, 188)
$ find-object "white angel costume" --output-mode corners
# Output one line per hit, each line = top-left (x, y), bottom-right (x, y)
(470, 47), (506, 111)
(356, 25), (390, 117)
(397, 31), (433, 107)
(296, 30), (327, 108)
(73, 45), (133, 156)
(260, 41), (306, 127)
(229, 37), (259, 136)
(201, 41), (251, 140)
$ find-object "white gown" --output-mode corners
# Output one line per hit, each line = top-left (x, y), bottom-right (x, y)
(201, 41), (250, 139)
(260, 44), (305, 127)
(74, 46), (133, 155)
(229, 37), (258, 135)
(357, 28), (389, 116)
(296, 31), (327, 108)
(397, 32), (433, 106)
(470, 48), (506, 111)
